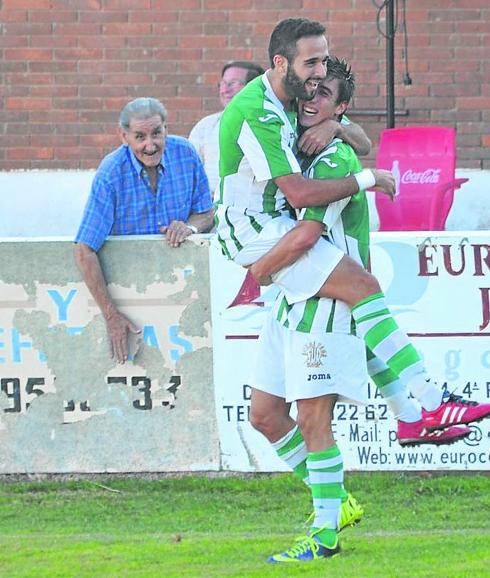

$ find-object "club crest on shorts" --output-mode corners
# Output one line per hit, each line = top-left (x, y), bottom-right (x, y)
(302, 341), (327, 368)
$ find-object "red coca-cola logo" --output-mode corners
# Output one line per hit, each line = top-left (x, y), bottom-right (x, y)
(401, 168), (441, 184)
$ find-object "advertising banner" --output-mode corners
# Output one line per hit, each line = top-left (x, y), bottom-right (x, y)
(210, 232), (490, 471)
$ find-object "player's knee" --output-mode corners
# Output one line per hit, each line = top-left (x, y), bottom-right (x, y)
(353, 270), (381, 301)
(250, 407), (273, 437)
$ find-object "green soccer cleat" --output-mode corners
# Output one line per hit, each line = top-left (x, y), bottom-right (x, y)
(339, 492), (364, 531)
(268, 534), (340, 564)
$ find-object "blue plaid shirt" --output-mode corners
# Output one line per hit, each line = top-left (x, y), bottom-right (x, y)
(75, 136), (212, 251)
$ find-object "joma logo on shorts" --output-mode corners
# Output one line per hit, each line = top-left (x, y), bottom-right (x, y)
(307, 373), (331, 381)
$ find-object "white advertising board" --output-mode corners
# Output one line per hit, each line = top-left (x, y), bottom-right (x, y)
(210, 232), (490, 471)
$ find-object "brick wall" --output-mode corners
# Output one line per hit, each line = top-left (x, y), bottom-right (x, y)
(1, 0), (489, 170)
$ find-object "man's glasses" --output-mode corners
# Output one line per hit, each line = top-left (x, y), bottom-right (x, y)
(218, 80), (246, 90)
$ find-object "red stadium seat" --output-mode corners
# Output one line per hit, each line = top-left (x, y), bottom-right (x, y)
(374, 126), (468, 231)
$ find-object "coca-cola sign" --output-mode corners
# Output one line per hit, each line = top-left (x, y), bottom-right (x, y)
(401, 169), (441, 184)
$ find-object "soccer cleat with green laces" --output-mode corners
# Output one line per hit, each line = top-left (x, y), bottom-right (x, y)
(339, 492), (364, 531)
(268, 534), (340, 563)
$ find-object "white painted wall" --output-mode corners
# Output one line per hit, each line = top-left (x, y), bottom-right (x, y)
(0, 169), (489, 237)
(0, 171), (94, 238)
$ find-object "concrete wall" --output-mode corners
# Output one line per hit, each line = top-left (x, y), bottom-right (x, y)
(0, 237), (219, 473)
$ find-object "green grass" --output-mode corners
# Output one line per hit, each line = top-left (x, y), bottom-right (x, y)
(0, 473), (489, 577)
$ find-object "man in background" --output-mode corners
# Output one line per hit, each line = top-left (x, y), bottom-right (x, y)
(189, 61), (265, 194)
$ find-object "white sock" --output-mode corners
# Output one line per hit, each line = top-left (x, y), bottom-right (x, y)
(407, 376), (444, 411)
(385, 391), (422, 423)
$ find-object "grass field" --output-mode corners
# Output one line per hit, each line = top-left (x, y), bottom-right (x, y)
(0, 472), (489, 578)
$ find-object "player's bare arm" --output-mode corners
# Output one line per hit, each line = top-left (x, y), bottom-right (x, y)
(249, 220), (325, 285)
(276, 169), (395, 209)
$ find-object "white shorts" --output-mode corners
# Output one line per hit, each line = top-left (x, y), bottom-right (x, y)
(233, 215), (344, 304)
(250, 312), (368, 404)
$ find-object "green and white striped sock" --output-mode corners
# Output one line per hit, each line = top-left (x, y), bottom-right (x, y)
(307, 444), (343, 548)
(271, 425), (309, 485)
(353, 293), (426, 384)
(366, 348), (421, 422)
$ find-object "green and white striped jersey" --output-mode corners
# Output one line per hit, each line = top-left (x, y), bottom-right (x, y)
(215, 73), (301, 260)
(275, 138), (370, 334)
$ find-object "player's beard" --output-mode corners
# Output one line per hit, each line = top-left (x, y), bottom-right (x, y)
(283, 63), (318, 101)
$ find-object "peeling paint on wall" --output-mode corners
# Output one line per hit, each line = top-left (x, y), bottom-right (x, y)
(0, 237), (219, 473)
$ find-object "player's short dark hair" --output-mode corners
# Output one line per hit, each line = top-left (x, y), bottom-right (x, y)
(325, 56), (355, 105)
(221, 61), (265, 84)
(268, 18), (326, 67)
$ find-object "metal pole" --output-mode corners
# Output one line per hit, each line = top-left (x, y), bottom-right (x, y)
(386, 0), (395, 128)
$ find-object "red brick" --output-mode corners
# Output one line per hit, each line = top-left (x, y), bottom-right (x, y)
(30, 110), (78, 123)
(30, 36), (78, 48)
(101, 23), (152, 35)
(31, 135), (78, 147)
(54, 73), (102, 85)
(104, 0), (150, 8)
(54, 48), (103, 60)
(80, 134), (120, 147)
(102, 73), (153, 85)
(207, 0), (252, 6)
(7, 73), (53, 85)
(154, 0), (200, 7)
(103, 97), (134, 111)
(0, 36), (29, 48)
(1, 10), (28, 22)
(482, 135), (490, 148)
(54, 23), (103, 35)
(79, 61), (127, 73)
(53, 97), (103, 110)
(3, 0), (50, 7)
(180, 10), (227, 23)
(50, 0), (101, 8)
(80, 10), (128, 23)
(31, 86), (78, 97)
(29, 10), (77, 22)
(5, 48), (52, 60)
(204, 47), (253, 60)
(79, 36), (126, 49)
(0, 135), (29, 146)
(154, 48), (202, 61)
(5, 22), (52, 35)
(129, 10), (178, 23)
(181, 35), (227, 49)
(30, 61), (77, 73)
(458, 97), (490, 110)
(126, 35), (179, 48)
(8, 147), (53, 160)
(6, 97), (51, 110)
(259, 0), (302, 5)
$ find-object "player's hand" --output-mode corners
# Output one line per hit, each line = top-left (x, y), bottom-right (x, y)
(160, 221), (193, 247)
(372, 169), (396, 201)
(297, 119), (340, 156)
(106, 310), (141, 364)
(248, 263), (273, 286)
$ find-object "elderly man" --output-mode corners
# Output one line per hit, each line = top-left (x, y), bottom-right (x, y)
(74, 97), (214, 364)
(189, 60), (265, 194)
